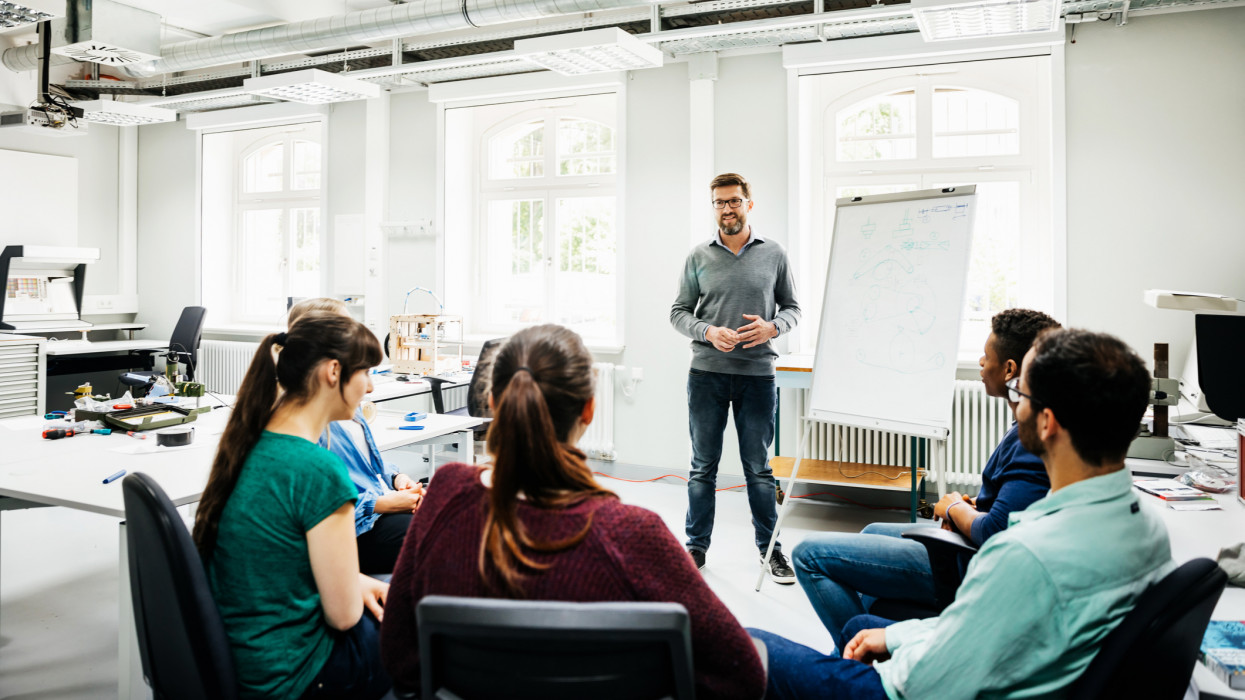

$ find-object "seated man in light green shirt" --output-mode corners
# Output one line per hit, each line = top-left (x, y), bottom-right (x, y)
(750, 328), (1175, 700)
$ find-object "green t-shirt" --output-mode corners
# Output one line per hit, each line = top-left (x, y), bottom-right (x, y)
(206, 431), (357, 700)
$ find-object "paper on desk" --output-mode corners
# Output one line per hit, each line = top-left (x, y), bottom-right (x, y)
(1168, 501), (1223, 511)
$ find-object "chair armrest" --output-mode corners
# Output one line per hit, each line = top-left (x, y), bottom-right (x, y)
(424, 376), (453, 414)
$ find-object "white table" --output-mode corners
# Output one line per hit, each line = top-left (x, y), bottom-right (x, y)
(1142, 484), (1245, 699)
(0, 322), (148, 340)
(43, 339), (167, 356)
(0, 402), (482, 700)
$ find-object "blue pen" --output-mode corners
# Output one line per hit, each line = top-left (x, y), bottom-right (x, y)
(388, 425), (425, 431)
(103, 469), (126, 484)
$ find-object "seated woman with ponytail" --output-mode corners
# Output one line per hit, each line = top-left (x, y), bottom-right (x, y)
(194, 314), (392, 700)
(381, 323), (764, 699)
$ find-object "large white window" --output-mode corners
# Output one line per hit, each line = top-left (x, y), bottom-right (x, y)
(202, 121), (325, 328)
(444, 93), (622, 347)
(798, 56), (1055, 360)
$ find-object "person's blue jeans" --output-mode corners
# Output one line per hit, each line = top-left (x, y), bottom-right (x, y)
(793, 522), (937, 649)
(300, 613), (391, 700)
(748, 626), (890, 700)
(685, 369), (780, 554)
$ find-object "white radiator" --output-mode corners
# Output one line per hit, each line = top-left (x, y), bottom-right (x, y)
(200, 340), (259, 394)
(794, 380), (1010, 489)
(578, 362), (616, 461)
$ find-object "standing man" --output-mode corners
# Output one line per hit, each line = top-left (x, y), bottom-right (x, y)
(670, 173), (801, 583)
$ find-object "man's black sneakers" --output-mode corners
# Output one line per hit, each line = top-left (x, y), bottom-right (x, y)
(688, 547), (706, 570)
(762, 549), (796, 584)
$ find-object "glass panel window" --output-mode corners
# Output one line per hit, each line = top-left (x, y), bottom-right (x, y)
(244, 142), (284, 193)
(835, 90), (917, 162)
(292, 140), (322, 190)
(240, 209), (285, 319)
(489, 121), (544, 180)
(933, 88), (1020, 158)
(487, 199), (546, 326)
(555, 196), (616, 339)
(557, 118), (616, 176)
(290, 207), (321, 299)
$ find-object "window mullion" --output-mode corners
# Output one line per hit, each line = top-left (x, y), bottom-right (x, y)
(916, 74), (933, 163)
(545, 191), (556, 324)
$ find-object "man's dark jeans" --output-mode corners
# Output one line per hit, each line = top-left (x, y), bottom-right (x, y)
(685, 368), (781, 554)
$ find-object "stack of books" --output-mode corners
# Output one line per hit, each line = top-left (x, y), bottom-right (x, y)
(1132, 479), (1221, 510)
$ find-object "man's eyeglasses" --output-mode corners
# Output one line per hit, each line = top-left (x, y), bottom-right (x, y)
(1005, 377), (1042, 407)
(712, 198), (748, 210)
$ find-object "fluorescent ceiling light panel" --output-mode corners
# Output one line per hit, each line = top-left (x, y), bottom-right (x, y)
(911, 0), (1060, 41)
(514, 28), (663, 76)
(244, 69), (381, 104)
(76, 100), (176, 126)
(0, 0), (61, 32)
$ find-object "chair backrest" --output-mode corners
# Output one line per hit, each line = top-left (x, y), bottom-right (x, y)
(122, 473), (238, 700)
(417, 596), (695, 700)
(1067, 557), (1227, 700)
(168, 306), (207, 378)
(465, 338), (505, 418)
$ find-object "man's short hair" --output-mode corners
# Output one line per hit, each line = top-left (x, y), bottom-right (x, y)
(709, 173), (751, 201)
(1026, 329), (1150, 466)
(992, 308), (1061, 366)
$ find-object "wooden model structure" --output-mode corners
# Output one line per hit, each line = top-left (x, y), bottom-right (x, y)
(388, 314), (464, 376)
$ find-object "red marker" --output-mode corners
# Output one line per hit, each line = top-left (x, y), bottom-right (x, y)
(126, 431), (149, 440)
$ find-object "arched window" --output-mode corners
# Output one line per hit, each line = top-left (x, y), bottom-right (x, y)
(447, 92), (621, 345)
(802, 56), (1054, 360)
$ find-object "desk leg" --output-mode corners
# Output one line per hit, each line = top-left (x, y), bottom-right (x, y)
(454, 430), (473, 465)
(118, 522), (151, 700)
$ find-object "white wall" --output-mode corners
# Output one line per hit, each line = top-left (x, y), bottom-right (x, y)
(135, 119), (198, 339)
(1064, 7), (1245, 372)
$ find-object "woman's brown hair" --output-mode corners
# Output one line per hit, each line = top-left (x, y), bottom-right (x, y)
(481, 324), (616, 595)
(192, 314), (382, 559)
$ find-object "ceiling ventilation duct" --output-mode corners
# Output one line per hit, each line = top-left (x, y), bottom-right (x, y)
(514, 28), (663, 76)
(4, 0), (659, 76)
(0, 0), (62, 33)
(48, 0), (161, 65)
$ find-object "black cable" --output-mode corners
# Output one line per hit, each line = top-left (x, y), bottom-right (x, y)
(460, 0), (478, 28)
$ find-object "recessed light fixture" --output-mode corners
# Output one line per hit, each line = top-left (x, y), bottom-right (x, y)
(911, 0), (1060, 41)
(514, 28), (664, 76)
(75, 100), (177, 126)
(244, 69), (381, 105)
(0, 0), (61, 32)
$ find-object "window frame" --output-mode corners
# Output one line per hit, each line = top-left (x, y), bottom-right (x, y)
(441, 89), (626, 350)
(198, 117), (327, 331)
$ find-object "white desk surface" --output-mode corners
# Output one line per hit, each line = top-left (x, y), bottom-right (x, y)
(1, 322), (147, 336)
(1141, 486), (1245, 699)
(43, 339), (167, 356)
(365, 373), (471, 403)
(0, 405), (481, 519)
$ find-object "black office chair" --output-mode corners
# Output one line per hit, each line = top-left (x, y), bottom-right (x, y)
(868, 526), (978, 621)
(416, 596), (697, 700)
(120, 306), (208, 393)
(425, 338), (505, 419)
(1067, 557), (1227, 700)
(121, 472), (238, 700)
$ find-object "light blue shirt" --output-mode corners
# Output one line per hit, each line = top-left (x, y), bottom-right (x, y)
(317, 408), (399, 536)
(875, 467), (1174, 700)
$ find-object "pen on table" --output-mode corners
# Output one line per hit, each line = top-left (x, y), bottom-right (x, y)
(103, 469), (127, 484)
(126, 431), (148, 440)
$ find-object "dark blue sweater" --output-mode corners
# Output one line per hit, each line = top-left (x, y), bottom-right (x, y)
(967, 423), (1050, 546)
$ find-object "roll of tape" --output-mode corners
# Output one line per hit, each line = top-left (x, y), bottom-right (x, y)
(360, 400), (377, 424)
(156, 427), (195, 447)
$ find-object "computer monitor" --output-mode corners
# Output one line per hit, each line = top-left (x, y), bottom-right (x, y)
(1195, 314), (1245, 423)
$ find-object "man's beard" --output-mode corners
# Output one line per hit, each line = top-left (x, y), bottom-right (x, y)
(1018, 412), (1044, 457)
(719, 215), (744, 236)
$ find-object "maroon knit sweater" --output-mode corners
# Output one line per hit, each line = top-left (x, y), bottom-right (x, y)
(380, 463), (765, 700)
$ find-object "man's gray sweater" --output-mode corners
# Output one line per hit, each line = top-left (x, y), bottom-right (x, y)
(670, 234), (801, 376)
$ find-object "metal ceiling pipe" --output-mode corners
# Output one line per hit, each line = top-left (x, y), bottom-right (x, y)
(2, 0), (656, 75)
